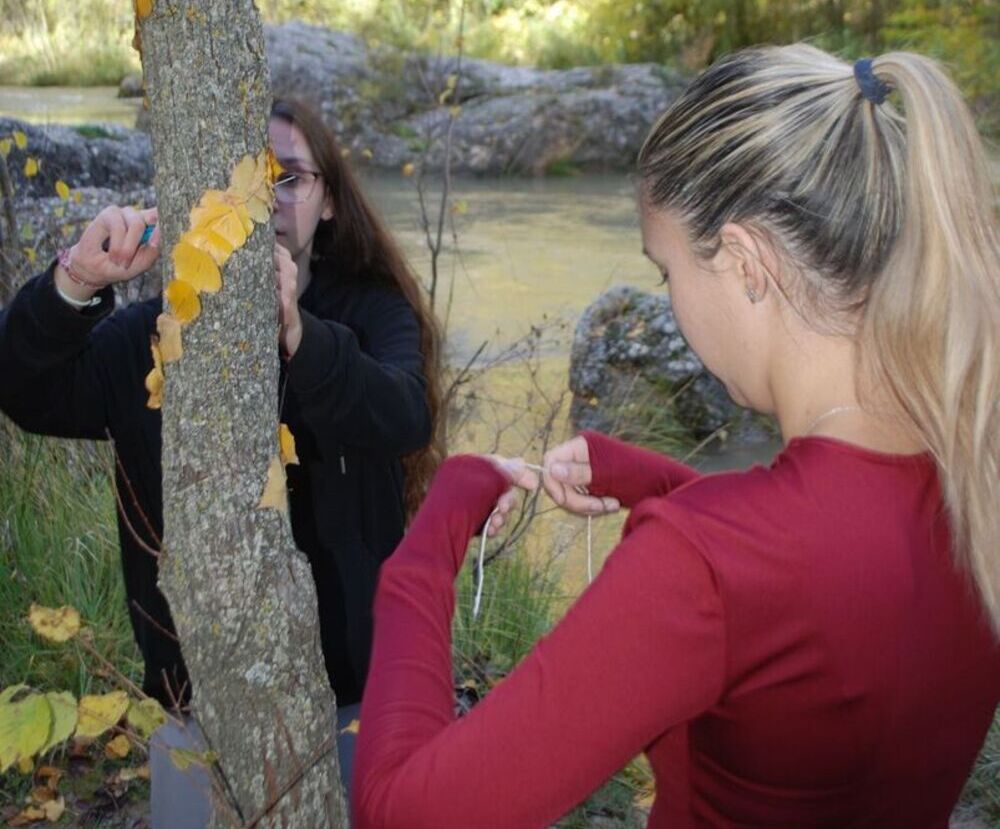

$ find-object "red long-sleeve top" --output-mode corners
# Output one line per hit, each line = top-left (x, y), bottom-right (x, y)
(353, 432), (1000, 828)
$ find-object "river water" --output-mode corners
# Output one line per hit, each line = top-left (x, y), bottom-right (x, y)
(1, 86), (781, 593)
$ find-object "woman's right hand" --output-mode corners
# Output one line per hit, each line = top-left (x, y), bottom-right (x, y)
(56, 206), (160, 299)
(541, 436), (620, 516)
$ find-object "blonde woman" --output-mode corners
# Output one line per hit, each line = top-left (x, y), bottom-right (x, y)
(352, 46), (1000, 828)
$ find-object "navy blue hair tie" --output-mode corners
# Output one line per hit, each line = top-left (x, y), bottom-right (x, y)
(853, 58), (890, 105)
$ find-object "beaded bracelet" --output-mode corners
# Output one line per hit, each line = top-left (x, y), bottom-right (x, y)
(57, 246), (106, 289)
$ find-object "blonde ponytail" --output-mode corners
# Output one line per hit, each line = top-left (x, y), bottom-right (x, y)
(861, 53), (1000, 634)
(638, 45), (1000, 635)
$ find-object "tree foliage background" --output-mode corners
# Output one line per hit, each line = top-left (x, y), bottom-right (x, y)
(0, 0), (996, 133)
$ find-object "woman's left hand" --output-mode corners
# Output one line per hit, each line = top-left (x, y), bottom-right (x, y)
(480, 456), (539, 537)
(275, 243), (302, 357)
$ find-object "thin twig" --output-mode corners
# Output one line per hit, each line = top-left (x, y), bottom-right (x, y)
(241, 736), (337, 829)
(130, 599), (179, 643)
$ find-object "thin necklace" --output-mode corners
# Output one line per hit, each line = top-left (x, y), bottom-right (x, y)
(805, 404), (863, 436)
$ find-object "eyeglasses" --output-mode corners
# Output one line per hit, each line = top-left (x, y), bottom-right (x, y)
(274, 170), (321, 205)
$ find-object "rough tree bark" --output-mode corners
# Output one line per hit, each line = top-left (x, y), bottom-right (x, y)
(138, 2), (346, 826)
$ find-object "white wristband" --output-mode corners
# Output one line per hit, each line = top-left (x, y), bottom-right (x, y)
(55, 282), (103, 309)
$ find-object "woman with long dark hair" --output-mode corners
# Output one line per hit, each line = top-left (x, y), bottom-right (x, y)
(0, 98), (442, 826)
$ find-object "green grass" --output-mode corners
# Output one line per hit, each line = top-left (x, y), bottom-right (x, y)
(0, 421), (141, 698)
(0, 37), (138, 87)
(453, 547), (561, 685)
(72, 124), (122, 141)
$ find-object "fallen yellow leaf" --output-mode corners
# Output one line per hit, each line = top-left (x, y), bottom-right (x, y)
(105, 734), (131, 759)
(29, 785), (54, 804)
(156, 314), (183, 363)
(24, 157), (39, 177)
(23, 247), (37, 264)
(339, 718), (360, 735)
(164, 279), (201, 324)
(173, 239), (222, 292)
(9, 805), (46, 826)
(40, 692), (77, 754)
(54, 180), (70, 201)
(169, 748), (216, 770)
(401, 162), (415, 177)
(0, 686), (29, 706)
(0, 692), (51, 772)
(13, 130), (27, 149)
(0, 138), (11, 158)
(28, 604), (80, 643)
(17, 756), (33, 774)
(278, 423), (299, 466)
(126, 698), (166, 739)
(35, 765), (62, 786)
(256, 455), (287, 513)
(72, 190), (82, 204)
(75, 691), (129, 740)
(41, 796), (65, 822)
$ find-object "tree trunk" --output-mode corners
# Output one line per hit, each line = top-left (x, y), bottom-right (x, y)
(138, 2), (347, 826)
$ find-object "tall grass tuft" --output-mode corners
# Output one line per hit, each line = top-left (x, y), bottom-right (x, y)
(0, 420), (140, 697)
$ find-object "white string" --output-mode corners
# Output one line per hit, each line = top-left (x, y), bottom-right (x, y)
(472, 505), (502, 619)
(587, 514), (593, 584)
(472, 461), (597, 620)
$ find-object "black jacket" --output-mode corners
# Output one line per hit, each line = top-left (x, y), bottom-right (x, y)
(0, 263), (431, 707)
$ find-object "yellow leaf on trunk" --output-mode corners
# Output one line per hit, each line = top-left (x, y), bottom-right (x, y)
(173, 239), (222, 292)
(265, 148), (284, 185)
(181, 228), (232, 270)
(75, 691), (129, 740)
(189, 198), (247, 252)
(134, 0), (153, 18)
(256, 455), (287, 513)
(145, 340), (164, 410)
(28, 604), (80, 643)
(194, 190), (253, 236)
(229, 154), (265, 202)
(156, 314), (183, 363)
(278, 423), (299, 466)
(164, 279), (201, 324)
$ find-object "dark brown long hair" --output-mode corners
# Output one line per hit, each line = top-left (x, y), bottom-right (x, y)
(271, 98), (444, 518)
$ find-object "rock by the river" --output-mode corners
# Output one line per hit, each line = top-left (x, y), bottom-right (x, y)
(569, 285), (771, 444)
(0, 116), (152, 200)
(8, 22), (685, 184)
(266, 22), (686, 175)
(118, 73), (144, 98)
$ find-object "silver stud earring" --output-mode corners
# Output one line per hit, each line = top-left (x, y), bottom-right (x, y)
(746, 288), (759, 303)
